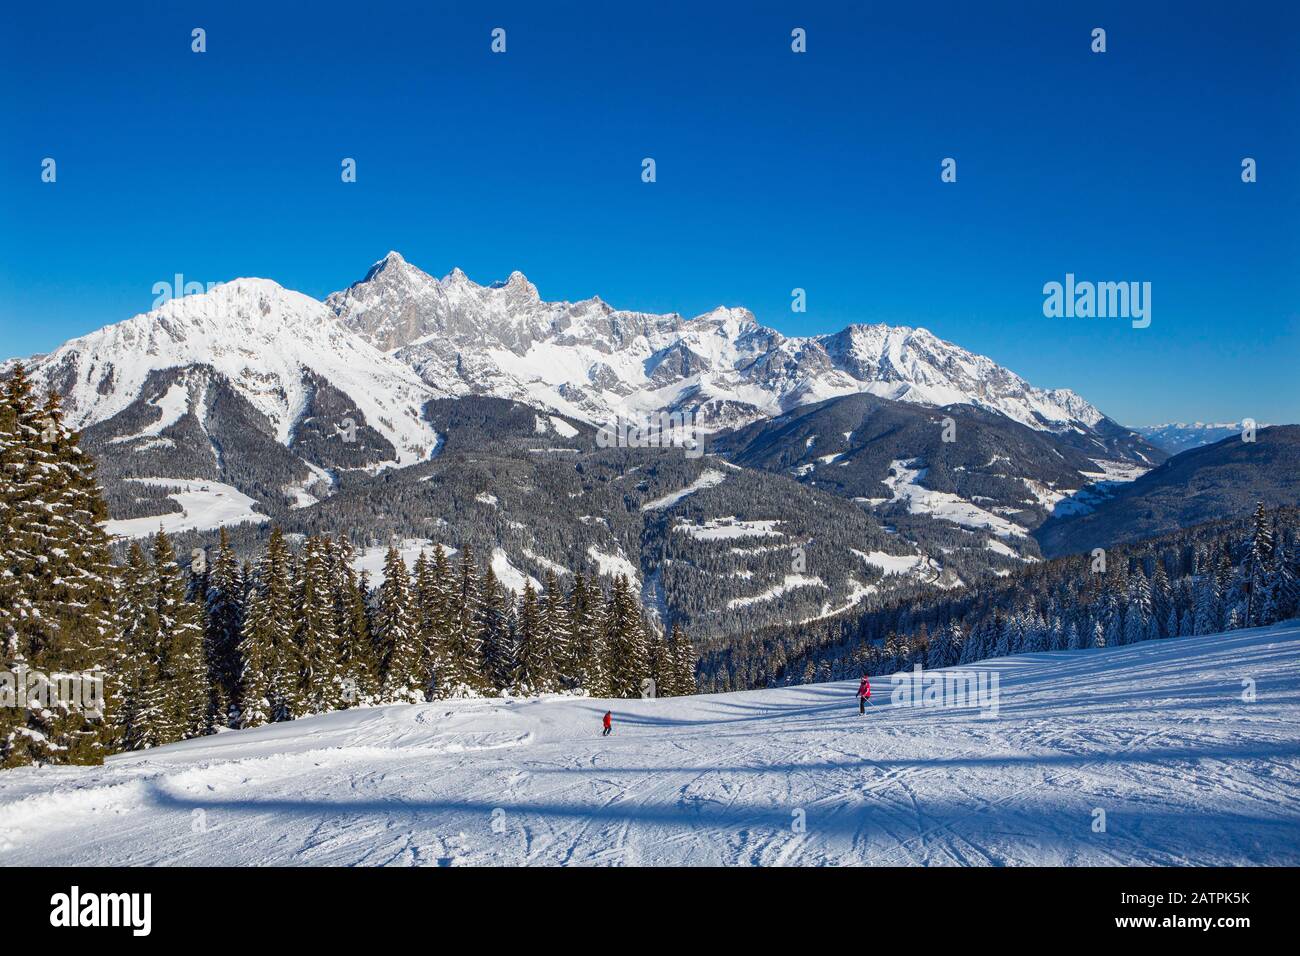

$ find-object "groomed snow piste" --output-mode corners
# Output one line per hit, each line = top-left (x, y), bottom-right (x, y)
(1, 623), (1297, 866)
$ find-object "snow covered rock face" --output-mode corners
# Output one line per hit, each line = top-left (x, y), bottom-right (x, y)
(5, 253), (1157, 543)
(16, 277), (443, 470)
(11, 253), (1140, 460)
(325, 253), (1130, 441)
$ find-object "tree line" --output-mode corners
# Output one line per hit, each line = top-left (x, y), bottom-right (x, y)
(1, 363), (695, 768)
(699, 503), (1300, 692)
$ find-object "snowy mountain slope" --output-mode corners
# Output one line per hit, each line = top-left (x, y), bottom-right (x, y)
(712, 392), (1153, 556)
(1035, 426), (1300, 558)
(12, 278), (442, 468)
(259, 397), (915, 636)
(2, 621), (1296, 866)
(4, 255), (1161, 542)
(327, 252), (1154, 448)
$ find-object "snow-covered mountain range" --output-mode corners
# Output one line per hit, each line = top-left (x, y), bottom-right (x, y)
(9, 251), (1140, 470)
(16, 276), (441, 467)
(327, 251), (1115, 436)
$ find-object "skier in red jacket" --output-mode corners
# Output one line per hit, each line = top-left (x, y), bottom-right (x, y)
(857, 676), (871, 715)
(602, 711), (612, 736)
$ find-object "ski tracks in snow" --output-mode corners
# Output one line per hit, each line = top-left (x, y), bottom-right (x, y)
(2, 624), (1299, 865)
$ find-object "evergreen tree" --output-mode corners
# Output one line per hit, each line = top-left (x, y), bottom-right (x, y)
(239, 527), (295, 725)
(1, 371), (121, 765)
(1194, 571), (1222, 636)
(332, 535), (378, 706)
(116, 543), (163, 751)
(204, 529), (244, 727)
(539, 570), (572, 690)
(294, 536), (342, 714)
(449, 545), (487, 693)
(647, 627), (670, 696)
(374, 547), (421, 702)
(477, 565), (514, 692)
(668, 622), (696, 696)
(149, 531), (209, 743)
(605, 576), (650, 698)
(568, 574), (609, 695)
(514, 581), (550, 693)
(1244, 503), (1274, 626)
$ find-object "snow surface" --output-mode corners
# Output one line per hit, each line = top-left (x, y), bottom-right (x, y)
(586, 546), (640, 583)
(490, 548), (543, 594)
(102, 479), (269, 539)
(3, 622), (1297, 866)
(640, 469), (727, 511)
(107, 381), (190, 444)
(881, 459), (1028, 538)
(673, 518), (784, 541)
(727, 574), (826, 608)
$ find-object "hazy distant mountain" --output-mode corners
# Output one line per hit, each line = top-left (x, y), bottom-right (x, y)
(1131, 421), (1265, 455)
(1035, 426), (1300, 558)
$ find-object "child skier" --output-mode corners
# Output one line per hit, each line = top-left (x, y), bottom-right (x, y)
(602, 711), (612, 736)
(857, 675), (871, 715)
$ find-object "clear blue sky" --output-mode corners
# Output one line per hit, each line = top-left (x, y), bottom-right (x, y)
(2, 0), (1296, 426)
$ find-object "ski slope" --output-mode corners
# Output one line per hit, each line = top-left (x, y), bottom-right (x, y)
(2, 623), (1298, 866)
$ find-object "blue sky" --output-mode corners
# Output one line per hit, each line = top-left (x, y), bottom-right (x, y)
(2, 1), (1296, 426)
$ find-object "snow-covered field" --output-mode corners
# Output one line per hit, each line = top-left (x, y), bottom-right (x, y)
(103, 479), (269, 539)
(1, 623), (1297, 866)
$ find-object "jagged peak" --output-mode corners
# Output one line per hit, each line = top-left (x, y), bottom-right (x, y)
(359, 249), (430, 285)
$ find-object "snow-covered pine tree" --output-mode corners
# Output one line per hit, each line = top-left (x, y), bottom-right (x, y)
(293, 536), (342, 714)
(476, 564), (513, 692)
(332, 535), (378, 705)
(1150, 561), (1172, 636)
(1193, 570), (1221, 635)
(420, 545), (455, 697)
(567, 574), (607, 695)
(116, 542), (163, 751)
(0, 372), (121, 765)
(149, 531), (209, 743)
(605, 575), (650, 698)
(540, 570), (571, 689)
(374, 546), (422, 703)
(1104, 604), (1124, 647)
(450, 545), (487, 693)
(514, 581), (549, 693)
(239, 527), (295, 726)
(668, 622), (696, 696)
(1092, 615), (1107, 649)
(1123, 589), (1148, 647)
(1244, 502), (1274, 626)
(646, 626), (670, 696)
(204, 528), (244, 728)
